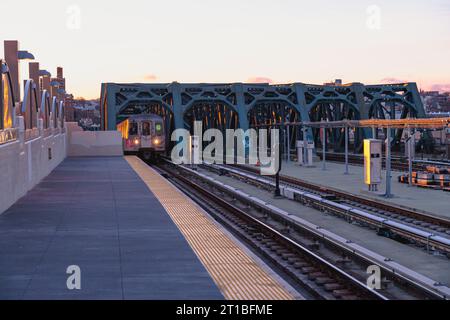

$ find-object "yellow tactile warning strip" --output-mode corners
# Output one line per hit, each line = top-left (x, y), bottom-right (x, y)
(126, 156), (295, 300)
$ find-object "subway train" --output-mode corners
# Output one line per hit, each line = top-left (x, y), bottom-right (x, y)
(117, 114), (166, 160)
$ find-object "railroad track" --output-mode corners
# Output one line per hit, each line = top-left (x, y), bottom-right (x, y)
(319, 152), (449, 172)
(151, 159), (450, 300)
(217, 164), (450, 256)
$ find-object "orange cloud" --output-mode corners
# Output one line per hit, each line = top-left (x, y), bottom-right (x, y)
(246, 76), (273, 84)
(430, 84), (450, 93)
(144, 74), (158, 81)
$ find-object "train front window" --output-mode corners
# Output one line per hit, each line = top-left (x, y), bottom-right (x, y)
(128, 122), (138, 136)
(142, 121), (151, 136)
(155, 122), (163, 136)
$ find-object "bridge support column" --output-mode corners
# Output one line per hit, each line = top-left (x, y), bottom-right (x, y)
(169, 83), (187, 159)
(353, 83), (372, 148)
(232, 84), (250, 159)
(170, 82), (185, 131)
(406, 83), (426, 117)
(232, 83), (249, 131)
(106, 85), (118, 130)
(293, 83), (313, 141)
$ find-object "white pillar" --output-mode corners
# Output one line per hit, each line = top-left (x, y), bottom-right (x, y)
(297, 140), (304, 165)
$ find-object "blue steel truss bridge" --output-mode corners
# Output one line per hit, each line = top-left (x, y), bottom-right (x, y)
(100, 81), (427, 152)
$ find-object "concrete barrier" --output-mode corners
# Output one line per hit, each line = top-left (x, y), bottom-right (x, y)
(0, 116), (67, 214)
(0, 120), (123, 214)
(67, 123), (122, 157)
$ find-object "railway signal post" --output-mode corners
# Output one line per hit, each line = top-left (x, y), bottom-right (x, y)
(274, 143), (282, 198)
(384, 127), (394, 198)
(344, 123), (349, 175)
(322, 125), (327, 171)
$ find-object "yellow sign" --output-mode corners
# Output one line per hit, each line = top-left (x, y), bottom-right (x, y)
(364, 139), (371, 185)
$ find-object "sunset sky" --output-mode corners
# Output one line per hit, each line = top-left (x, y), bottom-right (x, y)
(1, 0), (449, 99)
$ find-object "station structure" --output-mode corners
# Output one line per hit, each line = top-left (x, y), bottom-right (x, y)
(1, 39), (450, 300)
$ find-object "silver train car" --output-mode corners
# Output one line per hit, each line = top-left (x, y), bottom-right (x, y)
(117, 114), (166, 160)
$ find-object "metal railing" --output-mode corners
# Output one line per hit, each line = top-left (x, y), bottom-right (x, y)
(0, 128), (18, 145)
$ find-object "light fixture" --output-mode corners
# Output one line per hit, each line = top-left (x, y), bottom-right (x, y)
(1, 62), (9, 74)
(39, 70), (51, 77)
(17, 50), (35, 61)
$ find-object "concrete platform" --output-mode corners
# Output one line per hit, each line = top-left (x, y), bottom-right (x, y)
(0, 157), (223, 300)
(275, 160), (450, 219)
(126, 157), (297, 300)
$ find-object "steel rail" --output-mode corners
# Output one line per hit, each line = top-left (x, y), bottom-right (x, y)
(156, 161), (388, 300)
(234, 164), (450, 231)
(154, 158), (450, 299)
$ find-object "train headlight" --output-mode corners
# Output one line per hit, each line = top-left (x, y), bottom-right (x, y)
(134, 138), (140, 145)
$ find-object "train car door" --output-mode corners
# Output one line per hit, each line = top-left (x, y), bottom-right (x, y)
(127, 120), (140, 150)
(141, 120), (152, 148)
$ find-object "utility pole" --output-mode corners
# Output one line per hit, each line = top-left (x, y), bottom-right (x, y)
(322, 125), (326, 171)
(344, 124), (349, 175)
(274, 140), (282, 198)
(384, 127), (393, 198)
(407, 127), (413, 187)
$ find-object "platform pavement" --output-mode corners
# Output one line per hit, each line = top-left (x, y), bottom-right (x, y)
(0, 157), (223, 300)
(126, 156), (297, 300)
(274, 160), (450, 219)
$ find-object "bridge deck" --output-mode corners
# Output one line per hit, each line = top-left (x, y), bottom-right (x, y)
(0, 156), (222, 300)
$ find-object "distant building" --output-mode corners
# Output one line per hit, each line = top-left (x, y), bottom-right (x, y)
(64, 94), (76, 122)
(323, 79), (343, 86)
(64, 98), (100, 128)
(421, 90), (450, 113)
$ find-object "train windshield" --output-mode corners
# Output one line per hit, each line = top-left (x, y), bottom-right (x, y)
(142, 121), (151, 136)
(128, 121), (138, 136)
(155, 122), (163, 136)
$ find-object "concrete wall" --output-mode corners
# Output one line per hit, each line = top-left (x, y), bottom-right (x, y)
(67, 122), (122, 157)
(0, 120), (122, 214)
(0, 116), (67, 214)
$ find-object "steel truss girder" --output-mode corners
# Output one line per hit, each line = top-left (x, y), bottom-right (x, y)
(100, 82), (426, 151)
